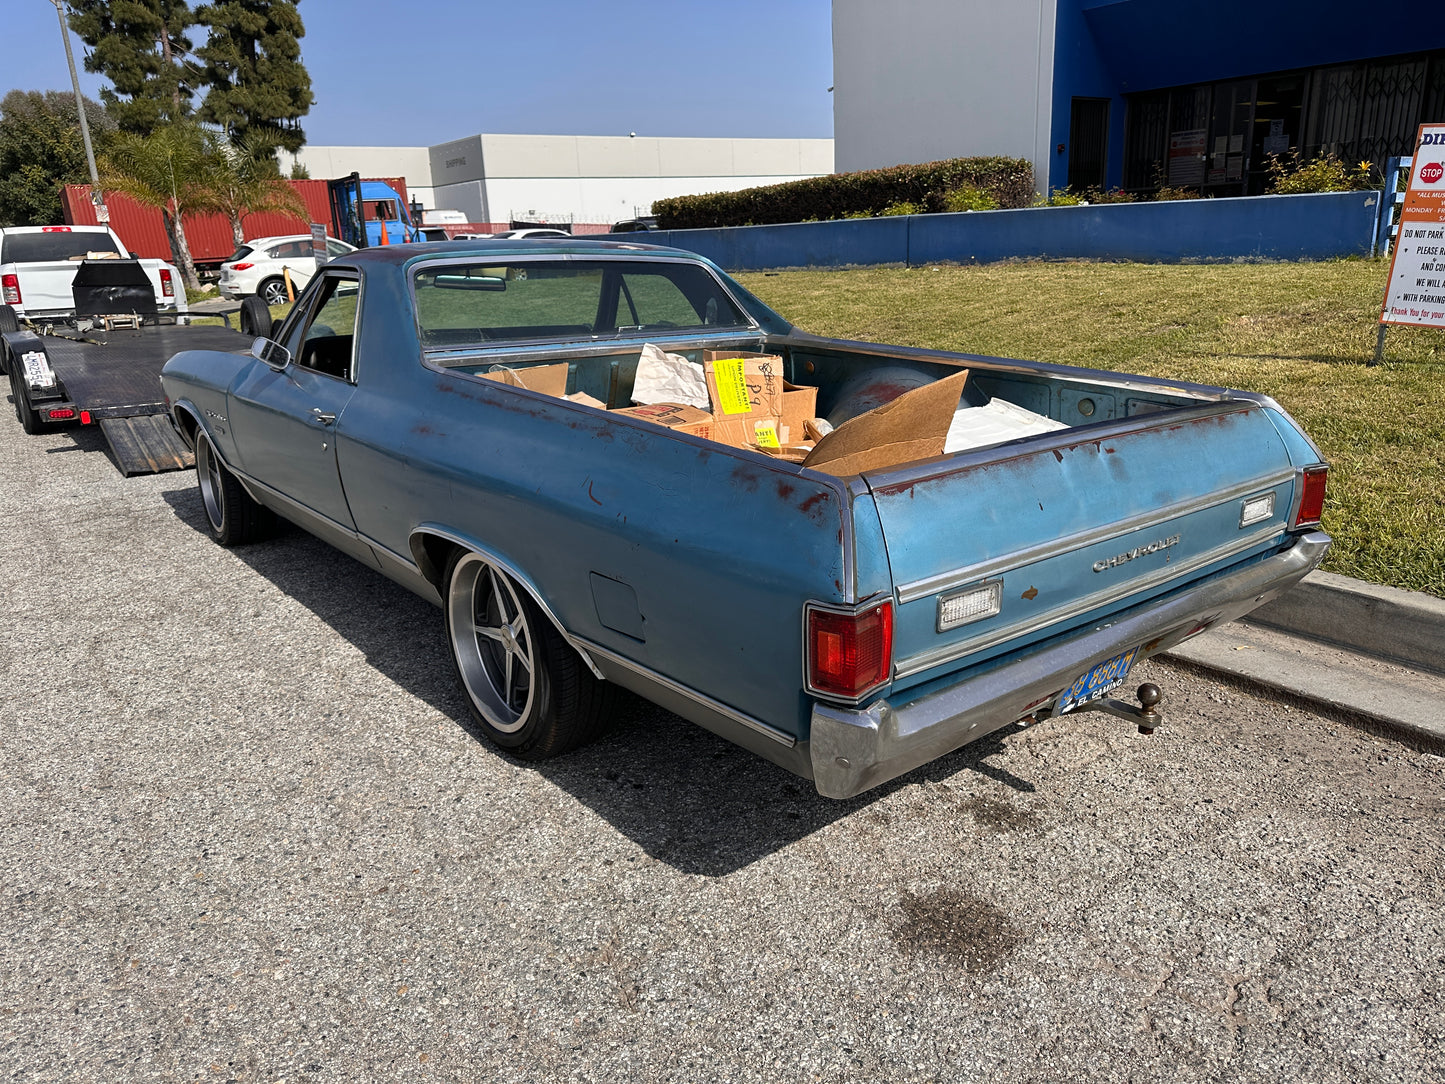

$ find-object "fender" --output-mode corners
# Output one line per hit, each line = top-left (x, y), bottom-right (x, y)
(408, 522), (604, 680)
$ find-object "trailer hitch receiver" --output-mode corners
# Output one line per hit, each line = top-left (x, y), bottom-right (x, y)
(1079, 682), (1163, 735)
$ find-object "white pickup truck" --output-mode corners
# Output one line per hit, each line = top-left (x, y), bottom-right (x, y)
(0, 224), (187, 319)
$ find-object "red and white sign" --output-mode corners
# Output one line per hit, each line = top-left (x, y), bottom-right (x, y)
(1382, 123), (1445, 329)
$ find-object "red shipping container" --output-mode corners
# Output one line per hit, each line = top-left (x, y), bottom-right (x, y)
(61, 177), (411, 269)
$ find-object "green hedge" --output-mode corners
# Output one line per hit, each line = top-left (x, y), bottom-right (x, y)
(652, 157), (1034, 230)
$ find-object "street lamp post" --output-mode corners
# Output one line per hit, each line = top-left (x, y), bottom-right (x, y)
(49, 0), (102, 200)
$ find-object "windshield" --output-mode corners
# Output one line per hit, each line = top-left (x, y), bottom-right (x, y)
(2, 231), (125, 263)
(412, 259), (751, 346)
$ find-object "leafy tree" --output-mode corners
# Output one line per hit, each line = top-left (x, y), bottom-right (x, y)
(0, 90), (115, 227)
(100, 120), (210, 288)
(68, 0), (197, 135)
(195, 1), (313, 153)
(200, 129), (307, 247)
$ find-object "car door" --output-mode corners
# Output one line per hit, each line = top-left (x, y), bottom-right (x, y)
(229, 271), (366, 553)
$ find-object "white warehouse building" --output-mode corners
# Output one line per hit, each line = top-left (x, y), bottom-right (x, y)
(285, 134), (834, 230)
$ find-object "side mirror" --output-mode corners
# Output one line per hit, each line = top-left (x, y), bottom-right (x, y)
(251, 336), (291, 371)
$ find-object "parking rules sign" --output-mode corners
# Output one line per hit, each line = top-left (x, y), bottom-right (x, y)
(1383, 123), (1445, 328)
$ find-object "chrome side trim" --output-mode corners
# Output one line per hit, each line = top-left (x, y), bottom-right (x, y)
(574, 635), (797, 748)
(426, 333), (764, 368)
(230, 465), (365, 543)
(894, 469), (1295, 604)
(892, 524), (1288, 680)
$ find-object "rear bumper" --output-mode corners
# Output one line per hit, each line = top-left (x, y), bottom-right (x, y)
(808, 530), (1331, 799)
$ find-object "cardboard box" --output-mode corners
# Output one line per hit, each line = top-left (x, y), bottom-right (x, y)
(480, 362), (569, 397)
(780, 380), (819, 446)
(565, 391), (607, 409)
(611, 401), (714, 439)
(803, 369), (969, 476)
(701, 350), (784, 449)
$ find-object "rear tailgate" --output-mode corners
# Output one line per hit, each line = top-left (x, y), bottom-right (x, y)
(867, 402), (1305, 691)
(11, 261), (85, 315)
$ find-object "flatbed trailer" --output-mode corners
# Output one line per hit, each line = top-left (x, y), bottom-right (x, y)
(6, 322), (252, 474)
(1, 260), (257, 475)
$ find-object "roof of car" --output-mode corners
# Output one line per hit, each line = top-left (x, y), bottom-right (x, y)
(327, 238), (687, 271)
(240, 234), (349, 248)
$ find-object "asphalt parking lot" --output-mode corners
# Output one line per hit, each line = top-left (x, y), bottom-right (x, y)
(2, 418), (1442, 1083)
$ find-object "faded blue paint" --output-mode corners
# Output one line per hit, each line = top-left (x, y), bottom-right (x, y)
(648, 191), (1379, 271)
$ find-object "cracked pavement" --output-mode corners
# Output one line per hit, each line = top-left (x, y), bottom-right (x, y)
(1, 417), (1442, 1082)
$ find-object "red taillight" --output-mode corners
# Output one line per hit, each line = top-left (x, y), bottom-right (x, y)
(160, 268), (174, 297)
(40, 226), (72, 232)
(47, 407), (77, 421)
(2, 273), (19, 306)
(230, 262), (254, 271)
(1292, 465), (1328, 528)
(807, 601), (893, 700)
(80, 410), (93, 425)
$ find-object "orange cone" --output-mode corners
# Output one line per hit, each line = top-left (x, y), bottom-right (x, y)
(379, 217), (390, 245)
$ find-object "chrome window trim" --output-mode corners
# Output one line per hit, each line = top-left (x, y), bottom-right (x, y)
(892, 524), (1288, 680)
(407, 251), (762, 358)
(424, 332), (766, 369)
(573, 636), (796, 748)
(894, 468), (1295, 604)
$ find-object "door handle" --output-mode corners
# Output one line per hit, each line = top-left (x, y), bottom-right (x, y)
(311, 407), (336, 425)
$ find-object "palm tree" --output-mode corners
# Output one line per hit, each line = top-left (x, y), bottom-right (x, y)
(199, 128), (308, 249)
(100, 121), (209, 290)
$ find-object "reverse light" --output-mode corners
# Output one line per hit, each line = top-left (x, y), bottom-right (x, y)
(159, 268), (174, 297)
(937, 580), (1002, 631)
(806, 600), (893, 701)
(1290, 465), (1328, 528)
(2, 273), (19, 305)
(1239, 491), (1276, 528)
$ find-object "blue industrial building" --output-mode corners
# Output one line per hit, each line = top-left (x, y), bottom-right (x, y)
(1052, 0), (1445, 194)
(833, 0), (1445, 197)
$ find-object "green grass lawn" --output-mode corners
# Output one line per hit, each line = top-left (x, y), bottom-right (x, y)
(736, 260), (1444, 598)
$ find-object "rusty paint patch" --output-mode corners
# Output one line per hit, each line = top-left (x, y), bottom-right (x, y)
(775, 480), (796, 502)
(1020, 586), (1038, 601)
(587, 481), (602, 506)
(799, 491), (833, 523)
(1052, 449), (1064, 463)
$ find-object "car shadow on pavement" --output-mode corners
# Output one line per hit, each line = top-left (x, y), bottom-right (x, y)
(161, 485), (1040, 877)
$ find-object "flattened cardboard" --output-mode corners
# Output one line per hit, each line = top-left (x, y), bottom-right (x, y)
(480, 362), (570, 397)
(612, 401), (713, 439)
(802, 369), (969, 477)
(565, 391), (607, 409)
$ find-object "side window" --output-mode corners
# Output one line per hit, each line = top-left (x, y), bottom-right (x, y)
(272, 240), (309, 259)
(326, 239), (351, 257)
(288, 275), (360, 381)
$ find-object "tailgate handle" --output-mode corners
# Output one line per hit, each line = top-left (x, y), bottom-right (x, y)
(310, 407), (336, 426)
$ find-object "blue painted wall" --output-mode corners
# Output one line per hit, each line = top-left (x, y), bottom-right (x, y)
(645, 191), (1379, 272)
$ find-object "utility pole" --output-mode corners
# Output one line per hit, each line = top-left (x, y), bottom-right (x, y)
(49, 0), (102, 202)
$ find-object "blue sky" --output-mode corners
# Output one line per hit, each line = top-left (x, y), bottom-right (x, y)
(6, 0), (835, 145)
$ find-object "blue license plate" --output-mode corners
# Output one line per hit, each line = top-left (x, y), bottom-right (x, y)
(1057, 647), (1139, 713)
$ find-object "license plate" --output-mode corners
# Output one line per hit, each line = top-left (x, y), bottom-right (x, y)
(1057, 646), (1139, 713)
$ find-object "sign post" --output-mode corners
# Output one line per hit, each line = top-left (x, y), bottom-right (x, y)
(1376, 123), (1445, 364)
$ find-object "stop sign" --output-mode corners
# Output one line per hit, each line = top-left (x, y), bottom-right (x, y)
(1421, 161), (1445, 184)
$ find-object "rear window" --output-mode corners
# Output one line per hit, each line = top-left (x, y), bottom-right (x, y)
(412, 259), (750, 346)
(2, 231), (126, 263)
(228, 245), (255, 262)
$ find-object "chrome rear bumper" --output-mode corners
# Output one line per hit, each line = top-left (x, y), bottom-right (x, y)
(808, 531), (1330, 798)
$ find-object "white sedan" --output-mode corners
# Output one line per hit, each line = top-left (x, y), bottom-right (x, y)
(218, 234), (356, 305)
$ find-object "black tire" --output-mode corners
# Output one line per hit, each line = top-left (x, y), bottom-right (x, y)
(194, 430), (274, 545)
(0, 305), (20, 377)
(257, 277), (290, 307)
(444, 550), (614, 760)
(238, 295), (272, 338)
(10, 368), (46, 435)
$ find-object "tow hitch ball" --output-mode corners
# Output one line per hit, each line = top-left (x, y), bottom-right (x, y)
(1082, 683), (1164, 735)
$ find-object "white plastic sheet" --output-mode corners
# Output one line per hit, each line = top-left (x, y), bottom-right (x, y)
(631, 343), (709, 409)
(944, 398), (1068, 453)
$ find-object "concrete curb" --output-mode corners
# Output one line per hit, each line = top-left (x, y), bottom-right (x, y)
(1246, 570), (1445, 676)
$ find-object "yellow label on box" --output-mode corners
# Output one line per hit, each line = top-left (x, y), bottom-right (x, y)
(710, 358), (753, 415)
(754, 420), (780, 449)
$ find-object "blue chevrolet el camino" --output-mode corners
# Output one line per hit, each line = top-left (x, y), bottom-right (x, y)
(160, 241), (1330, 798)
